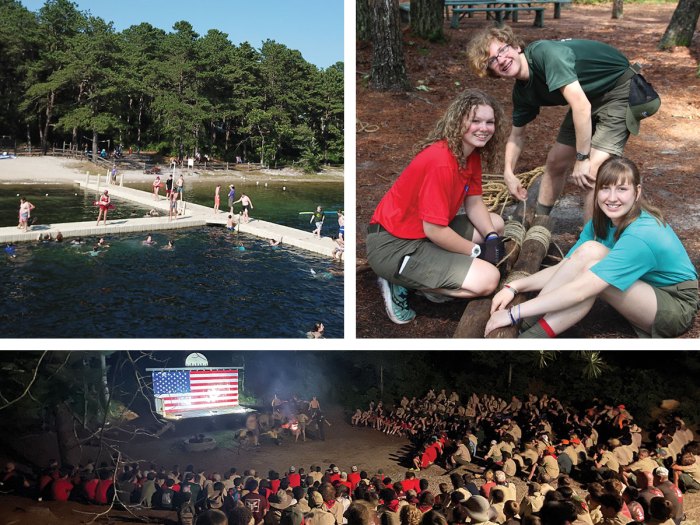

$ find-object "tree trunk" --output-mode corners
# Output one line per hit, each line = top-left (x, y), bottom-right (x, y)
(410, 0), (445, 41)
(611, 0), (623, 19)
(55, 403), (82, 467)
(137, 95), (144, 149)
(41, 91), (55, 155)
(369, 0), (410, 91)
(658, 0), (700, 49)
(92, 130), (98, 164)
(357, 0), (372, 41)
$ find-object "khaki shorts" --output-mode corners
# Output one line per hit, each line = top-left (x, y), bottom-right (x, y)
(557, 77), (632, 157)
(366, 215), (475, 290)
(633, 280), (699, 338)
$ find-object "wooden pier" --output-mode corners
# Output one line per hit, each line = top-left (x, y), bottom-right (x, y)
(1, 176), (340, 258)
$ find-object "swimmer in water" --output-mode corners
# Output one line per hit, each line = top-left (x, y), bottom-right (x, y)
(226, 214), (235, 231)
(97, 237), (110, 248)
(269, 237), (282, 247)
(163, 240), (174, 250)
(143, 234), (155, 246)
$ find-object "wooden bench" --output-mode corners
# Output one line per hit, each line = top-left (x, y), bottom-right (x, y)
(451, 6), (545, 27)
(531, 0), (572, 18)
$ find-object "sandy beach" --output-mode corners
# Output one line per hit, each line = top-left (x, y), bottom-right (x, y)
(0, 156), (344, 184)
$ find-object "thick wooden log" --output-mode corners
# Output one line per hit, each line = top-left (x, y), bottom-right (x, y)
(452, 215), (551, 338)
(488, 215), (551, 338)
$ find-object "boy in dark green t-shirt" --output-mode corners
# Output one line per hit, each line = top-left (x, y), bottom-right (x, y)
(467, 26), (658, 222)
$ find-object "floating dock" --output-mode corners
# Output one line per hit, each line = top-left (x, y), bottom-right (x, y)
(0, 177), (340, 257)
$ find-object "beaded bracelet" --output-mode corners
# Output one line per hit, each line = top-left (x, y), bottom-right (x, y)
(503, 284), (519, 295)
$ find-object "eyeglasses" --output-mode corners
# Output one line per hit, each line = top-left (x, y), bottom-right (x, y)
(486, 44), (511, 70)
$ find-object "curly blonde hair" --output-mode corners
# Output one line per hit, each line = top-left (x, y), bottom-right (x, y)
(414, 89), (506, 172)
(466, 25), (525, 78)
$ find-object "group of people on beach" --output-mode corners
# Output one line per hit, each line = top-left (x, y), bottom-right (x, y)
(365, 25), (698, 338)
(2, 386), (697, 525)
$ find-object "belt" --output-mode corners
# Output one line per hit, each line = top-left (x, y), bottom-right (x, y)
(614, 64), (639, 88)
(367, 223), (386, 234)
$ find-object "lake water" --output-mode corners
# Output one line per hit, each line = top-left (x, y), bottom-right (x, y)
(1, 179), (344, 236)
(127, 178), (345, 236)
(1, 179), (344, 338)
(1, 227), (343, 338)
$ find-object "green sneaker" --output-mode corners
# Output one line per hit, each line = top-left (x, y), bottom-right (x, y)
(378, 277), (416, 324)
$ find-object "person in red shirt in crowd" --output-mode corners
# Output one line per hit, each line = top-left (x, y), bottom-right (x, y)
(327, 465), (341, 484)
(286, 466), (301, 488)
(402, 470), (421, 494)
(347, 466), (361, 491)
(366, 88), (507, 324)
(50, 468), (74, 501)
(480, 470), (497, 499)
(94, 470), (114, 505)
(413, 437), (442, 471)
(38, 460), (60, 500)
(269, 471), (281, 494)
(337, 472), (353, 493)
(82, 472), (99, 503)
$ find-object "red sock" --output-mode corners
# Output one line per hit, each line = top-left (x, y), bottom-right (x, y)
(538, 318), (557, 338)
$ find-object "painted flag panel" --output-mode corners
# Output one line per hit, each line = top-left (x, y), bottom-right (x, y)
(152, 369), (239, 412)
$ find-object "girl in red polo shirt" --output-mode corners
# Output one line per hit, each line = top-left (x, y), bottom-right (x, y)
(366, 89), (507, 324)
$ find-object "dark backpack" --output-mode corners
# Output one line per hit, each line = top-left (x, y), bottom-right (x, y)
(179, 502), (196, 525)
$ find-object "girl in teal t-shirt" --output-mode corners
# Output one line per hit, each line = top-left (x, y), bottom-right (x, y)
(486, 156), (698, 338)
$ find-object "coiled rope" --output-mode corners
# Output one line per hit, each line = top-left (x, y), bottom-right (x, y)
(356, 119), (379, 133)
(482, 166), (544, 212)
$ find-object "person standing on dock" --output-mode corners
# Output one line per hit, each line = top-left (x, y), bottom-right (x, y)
(18, 197), (35, 232)
(214, 184), (221, 213)
(233, 194), (253, 223)
(168, 190), (178, 222)
(466, 26), (659, 222)
(165, 174), (174, 198)
(152, 175), (161, 200)
(228, 185), (236, 214)
(310, 206), (325, 238)
(176, 174), (184, 201)
(96, 190), (111, 226)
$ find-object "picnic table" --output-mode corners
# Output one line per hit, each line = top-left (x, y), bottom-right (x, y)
(445, 0), (572, 27)
(400, 0), (572, 27)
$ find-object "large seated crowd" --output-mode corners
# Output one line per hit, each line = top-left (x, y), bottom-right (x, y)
(1, 390), (699, 525)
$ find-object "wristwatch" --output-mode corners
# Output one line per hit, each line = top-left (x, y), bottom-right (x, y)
(470, 244), (481, 258)
(576, 152), (590, 161)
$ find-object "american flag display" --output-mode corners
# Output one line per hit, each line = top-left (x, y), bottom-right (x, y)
(151, 368), (239, 413)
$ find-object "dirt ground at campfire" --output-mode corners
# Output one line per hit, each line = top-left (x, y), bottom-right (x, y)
(1, 405), (699, 524)
(356, 3), (700, 339)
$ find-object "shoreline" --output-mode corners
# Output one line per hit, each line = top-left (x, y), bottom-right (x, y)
(0, 157), (344, 185)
